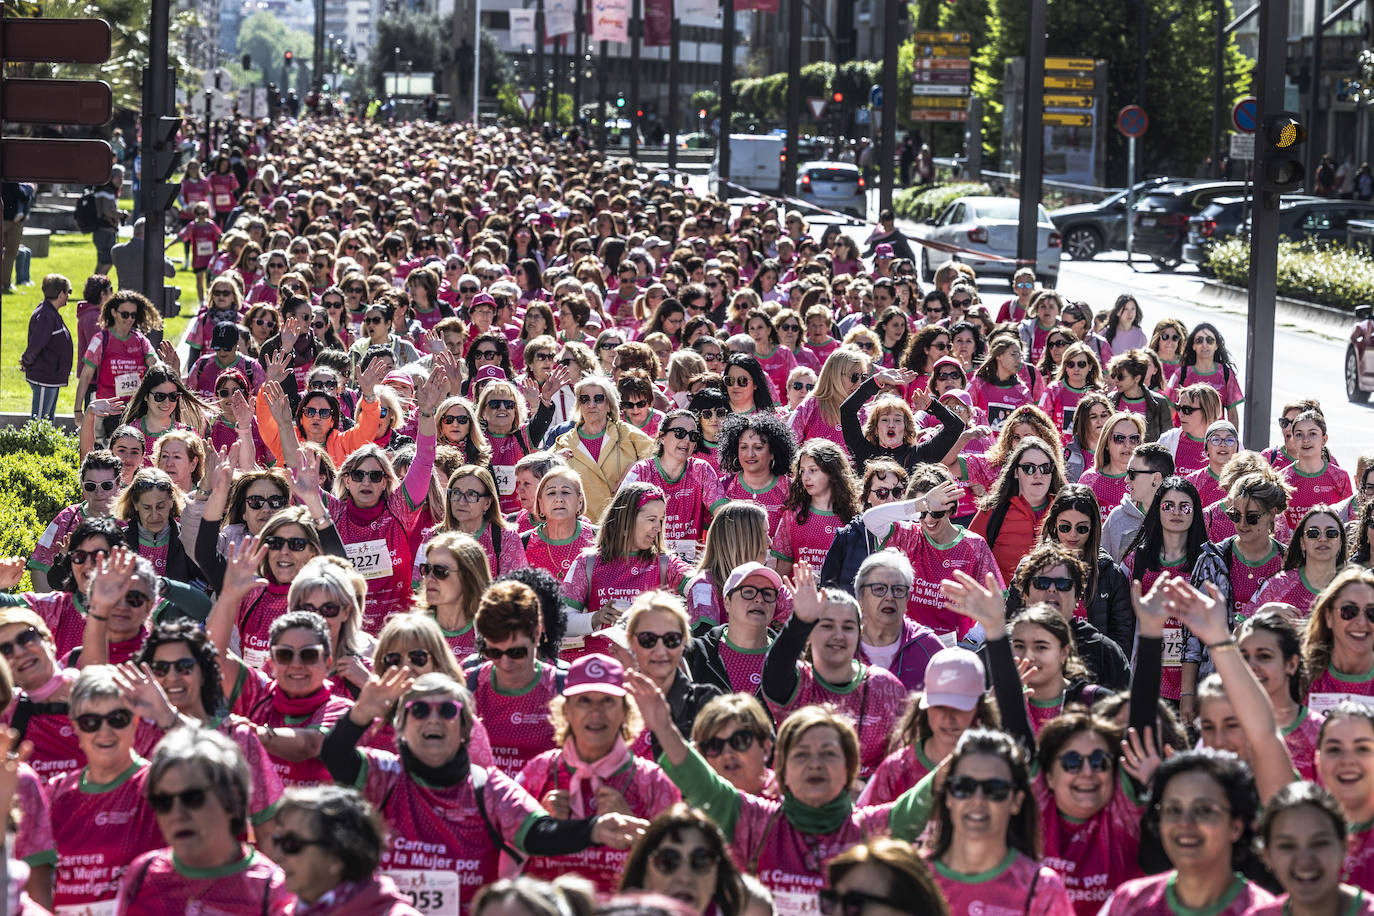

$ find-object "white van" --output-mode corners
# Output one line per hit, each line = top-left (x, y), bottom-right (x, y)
(710, 134), (785, 195)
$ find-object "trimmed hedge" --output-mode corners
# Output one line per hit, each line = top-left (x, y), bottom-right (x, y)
(0, 421), (82, 593)
(1206, 238), (1374, 312)
(893, 182), (994, 223)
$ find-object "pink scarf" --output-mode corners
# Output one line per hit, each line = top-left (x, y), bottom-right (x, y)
(268, 682), (331, 719)
(562, 736), (632, 818)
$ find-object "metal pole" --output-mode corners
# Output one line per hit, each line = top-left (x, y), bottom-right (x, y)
(204, 91), (212, 159)
(719, 0), (734, 193)
(1016, 0), (1047, 266)
(629, 0), (640, 159)
(667, 15), (680, 171)
(143, 0), (172, 320)
(783, 0), (802, 193)
(1212, 0), (1224, 178)
(312, 0), (325, 94)
(473, 0), (481, 124)
(535, 0), (546, 121)
(1311, 4), (1325, 186)
(598, 40), (609, 150)
(1127, 136), (1136, 269)
(573, 0), (584, 121)
(878, 0), (898, 214)
(1137, 0), (1147, 110)
(966, 96), (983, 181)
(552, 35), (563, 125)
(1244, 0), (1287, 449)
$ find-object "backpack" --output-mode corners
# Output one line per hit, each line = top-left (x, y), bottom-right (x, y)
(75, 187), (100, 233)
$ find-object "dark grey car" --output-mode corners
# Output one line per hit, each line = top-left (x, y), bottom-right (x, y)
(1048, 177), (1178, 260)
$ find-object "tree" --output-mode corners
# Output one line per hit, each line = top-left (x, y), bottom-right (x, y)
(235, 11), (315, 92)
(369, 10), (445, 96)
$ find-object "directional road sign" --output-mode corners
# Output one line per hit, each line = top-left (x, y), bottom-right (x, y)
(911, 84), (971, 97)
(912, 31), (970, 44)
(909, 109), (968, 122)
(1116, 105), (1148, 138)
(1045, 57), (1095, 71)
(912, 58), (971, 70)
(1044, 75), (1095, 91)
(1232, 96), (1258, 133)
(1045, 111), (1093, 128)
(1043, 94), (1094, 110)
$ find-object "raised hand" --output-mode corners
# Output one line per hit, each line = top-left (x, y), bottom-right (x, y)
(0, 556), (26, 590)
(909, 387), (933, 413)
(540, 363), (572, 402)
(921, 479), (963, 515)
(414, 365), (449, 414)
(332, 654), (371, 691)
(263, 349), (291, 386)
(112, 661), (178, 725)
(158, 340), (182, 377)
(281, 316), (302, 350)
(221, 536), (268, 598)
(352, 663), (414, 723)
(1121, 725), (1166, 787)
(289, 455), (324, 509)
(358, 357), (388, 400)
(624, 668), (674, 737)
(91, 397), (127, 417)
(941, 570), (1007, 640)
(424, 327), (442, 355)
(519, 374), (541, 410)
(875, 367), (916, 389)
(1130, 572), (1174, 639)
(783, 561), (822, 623)
(1162, 578), (1230, 647)
(262, 380), (293, 424)
(230, 390), (254, 428)
(591, 812), (649, 849)
(88, 547), (139, 616)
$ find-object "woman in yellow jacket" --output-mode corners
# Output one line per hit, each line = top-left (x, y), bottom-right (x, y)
(555, 375), (654, 521)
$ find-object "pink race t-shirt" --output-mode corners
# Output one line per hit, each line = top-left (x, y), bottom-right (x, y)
(968, 377), (1034, 431)
(856, 743), (937, 807)
(83, 329), (154, 400)
(115, 846), (290, 915)
(561, 551), (691, 658)
(1227, 544), (1285, 623)
(14, 762), (54, 867)
(235, 582), (291, 670)
(1187, 466), (1227, 508)
(471, 660), (560, 776)
(522, 522), (597, 583)
(932, 851), (1075, 916)
(756, 345), (799, 394)
(1124, 555), (1190, 700)
(951, 453), (997, 518)
(771, 508), (846, 572)
(625, 457), (727, 559)
(517, 749), (681, 892)
(177, 219), (223, 269)
(788, 396), (846, 449)
(722, 473), (792, 535)
(1077, 470), (1129, 523)
(50, 758), (165, 912)
(1346, 822), (1374, 894)
(1281, 460), (1353, 533)
(332, 488), (428, 634)
(1100, 872), (1273, 916)
(25, 590), (89, 660)
(886, 523), (1004, 637)
(1172, 364), (1245, 409)
(1282, 705), (1323, 781)
(1306, 662), (1374, 716)
(229, 664), (353, 788)
(765, 663), (907, 779)
(1035, 774), (1144, 916)
(1039, 382), (1095, 434)
(1173, 433), (1208, 474)
(1245, 568), (1321, 620)
(719, 628), (772, 694)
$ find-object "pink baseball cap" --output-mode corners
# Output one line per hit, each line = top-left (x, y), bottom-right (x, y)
(563, 654), (627, 697)
(930, 356), (965, 379)
(940, 388), (973, 410)
(919, 647), (986, 711)
(875, 243), (895, 258)
(474, 365), (507, 382)
(383, 370), (414, 390)
(722, 562), (783, 596)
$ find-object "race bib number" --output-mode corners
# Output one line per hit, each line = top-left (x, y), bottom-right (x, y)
(384, 870), (460, 916)
(1162, 625), (1184, 667)
(345, 538), (394, 580)
(243, 646), (269, 670)
(1309, 692), (1374, 716)
(195, 239), (213, 257)
(936, 630), (958, 648)
(214, 193), (231, 208)
(493, 464), (516, 496)
(37, 520), (59, 548)
(114, 371), (141, 397)
(773, 890), (820, 916)
(669, 538), (700, 562)
(57, 903), (118, 916)
(1062, 405), (1076, 432)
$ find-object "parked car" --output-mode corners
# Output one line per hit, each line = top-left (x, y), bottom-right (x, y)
(921, 196), (1060, 286)
(1132, 181), (1248, 269)
(795, 161), (866, 218)
(1184, 195), (1332, 267)
(1241, 198), (1374, 245)
(1346, 303), (1374, 403)
(1049, 176), (1178, 260)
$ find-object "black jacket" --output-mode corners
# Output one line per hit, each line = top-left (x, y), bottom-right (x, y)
(841, 377), (966, 472)
(982, 613), (1129, 692)
(125, 520), (204, 590)
(1007, 551), (1135, 658)
(684, 624), (771, 695)
(819, 518), (884, 593)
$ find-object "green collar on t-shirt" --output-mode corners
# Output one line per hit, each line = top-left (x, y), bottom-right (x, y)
(172, 847), (255, 880)
(933, 848), (1019, 884)
(80, 755), (148, 794)
(1164, 872), (1246, 916)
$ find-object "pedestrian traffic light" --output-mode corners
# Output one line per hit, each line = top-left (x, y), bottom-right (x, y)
(1260, 110), (1306, 204)
(0, 15), (115, 183)
(143, 115), (182, 213)
(698, 109), (706, 118)
(616, 96), (625, 108)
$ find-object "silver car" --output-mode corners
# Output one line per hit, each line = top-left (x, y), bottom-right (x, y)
(795, 161), (866, 219)
(920, 196), (1061, 286)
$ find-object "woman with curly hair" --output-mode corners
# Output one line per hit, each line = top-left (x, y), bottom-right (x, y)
(840, 367), (966, 473)
(718, 411), (796, 534)
(624, 409), (726, 562)
(900, 322), (953, 395)
(770, 440), (860, 579)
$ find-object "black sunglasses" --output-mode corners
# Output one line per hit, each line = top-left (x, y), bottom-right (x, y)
(1055, 522), (1092, 536)
(383, 649), (432, 670)
(649, 846), (719, 876)
(349, 469), (386, 484)
(407, 699), (461, 720)
(271, 645), (324, 666)
(665, 427), (701, 442)
(635, 631), (684, 650)
(1338, 603), (1374, 623)
(74, 708), (135, 733)
(1017, 462), (1054, 476)
(699, 728), (757, 757)
(1058, 748), (1112, 773)
(1304, 526), (1343, 540)
(947, 775), (1015, 801)
(296, 601), (343, 618)
(1125, 468), (1156, 480)
(148, 786), (211, 814)
(264, 535), (311, 553)
(148, 657), (198, 677)
(1224, 509), (1264, 525)
(481, 645), (530, 660)
(69, 547), (110, 566)
(0, 627), (40, 658)
(272, 832), (328, 856)
(1031, 575), (1075, 593)
(83, 479), (117, 493)
(244, 494), (288, 511)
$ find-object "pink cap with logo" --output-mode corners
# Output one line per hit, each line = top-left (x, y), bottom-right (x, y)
(722, 561), (783, 596)
(563, 653), (627, 697)
(919, 647), (986, 711)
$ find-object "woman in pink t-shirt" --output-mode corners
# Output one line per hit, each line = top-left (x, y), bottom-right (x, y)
(1169, 321), (1244, 426)
(746, 309), (798, 396)
(623, 409), (727, 563)
(1077, 413), (1143, 524)
(522, 468), (597, 583)
(1281, 411), (1353, 539)
(1159, 383), (1223, 476)
(787, 347), (869, 451)
(1302, 567), (1374, 715)
(1236, 613), (1323, 781)
(1248, 505), (1346, 620)
(415, 531), (487, 658)
(116, 729), (292, 915)
(1315, 703), (1374, 893)
(718, 410), (794, 536)
(1248, 782), (1374, 916)
(771, 440), (860, 579)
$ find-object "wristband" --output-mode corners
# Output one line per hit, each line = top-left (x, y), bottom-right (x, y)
(1179, 692), (1195, 697)
(417, 407), (436, 419)
(1205, 639), (1237, 650)
(311, 514), (332, 530)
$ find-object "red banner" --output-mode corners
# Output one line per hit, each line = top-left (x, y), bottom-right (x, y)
(643, 0), (672, 45)
(736, 0), (778, 12)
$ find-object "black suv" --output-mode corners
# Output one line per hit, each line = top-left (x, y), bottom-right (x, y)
(1049, 176), (1178, 260)
(1132, 181), (1248, 269)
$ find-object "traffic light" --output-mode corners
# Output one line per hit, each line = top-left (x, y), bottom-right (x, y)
(0, 16), (115, 183)
(636, 109), (644, 118)
(698, 109), (706, 118)
(832, 91), (843, 104)
(1260, 110), (1306, 204)
(284, 50), (294, 65)
(616, 95), (625, 108)
(142, 114), (182, 214)
(241, 54), (252, 70)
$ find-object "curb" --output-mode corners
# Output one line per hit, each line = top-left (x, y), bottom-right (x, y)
(1196, 280), (1352, 339)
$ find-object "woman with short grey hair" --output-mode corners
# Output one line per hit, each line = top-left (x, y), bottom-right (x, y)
(852, 548), (946, 692)
(117, 728), (291, 912)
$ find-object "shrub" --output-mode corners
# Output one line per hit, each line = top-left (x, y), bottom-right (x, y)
(893, 182), (994, 222)
(0, 420), (82, 593)
(1206, 238), (1374, 311)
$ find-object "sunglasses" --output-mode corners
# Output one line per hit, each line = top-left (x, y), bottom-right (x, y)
(1224, 509), (1264, 525)
(1278, 416), (1297, 430)
(1175, 404), (1201, 416)
(665, 427), (701, 442)
(301, 406), (332, 419)
(345, 285), (366, 294)
(922, 507), (948, 520)
(119, 590), (150, 608)
(869, 486), (897, 501)
(364, 316), (386, 325)
(1111, 433), (1142, 446)
(406, 699), (461, 720)
(245, 494), (288, 511)
(1338, 603), (1374, 623)
(1058, 748), (1112, 773)
(649, 846), (719, 876)
(950, 297), (972, 308)
(1017, 462), (1053, 476)
(635, 631), (684, 650)
(1064, 359), (1088, 370)
(1032, 575), (1075, 593)
(473, 349), (500, 361)
(69, 547), (111, 566)
(848, 373), (871, 384)
(83, 479), (117, 493)
(271, 645), (325, 666)
(1056, 522), (1092, 536)
(1194, 336), (1217, 345)
(698, 407), (729, 419)
(1304, 526), (1342, 540)
(1160, 500), (1193, 515)
(116, 310), (138, 320)
(272, 832), (328, 856)
(264, 535), (312, 553)
(349, 469), (386, 484)
(383, 649), (432, 670)
(486, 399), (517, 411)
(699, 728), (758, 757)
(934, 370), (963, 382)
(947, 775), (1015, 801)
(149, 391), (180, 404)
(148, 785), (214, 815)
(0, 627), (41, 658)
(779, 323), (801, 333)
(529, 352), (553, 362)
(1125, 468), (1156, 480)
(791, 382), (815, 392)
(622, 399), (650, 410)
(722, 376), (753, 388)
(255, 319), (278, 329)
(481, 645), (530, 660)
(215, 386), (244, 398)
(296, 601), (342, 618)
(149, 657), (198, 677)
(1158, 331), (1180, 342)
(578, 393), (607, 405)
(819, 890), (907, 916)
(74, 708), (135, 733)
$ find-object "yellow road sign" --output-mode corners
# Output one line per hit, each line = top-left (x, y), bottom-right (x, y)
(1044, 111), (1093, 128)
(1044, 57), (1095, 71)
(1043, 75), (1095, 91)
(918, 44), (970, 57)
(907, 95), (966, 109)
(912, 30), (970, 44)
(1043, 94), (1094, 110)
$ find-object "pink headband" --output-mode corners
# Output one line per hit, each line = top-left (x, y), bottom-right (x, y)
(637, 487), (666, 510)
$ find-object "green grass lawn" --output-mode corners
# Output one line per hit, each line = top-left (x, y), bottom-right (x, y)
(0, 232), (197, 415)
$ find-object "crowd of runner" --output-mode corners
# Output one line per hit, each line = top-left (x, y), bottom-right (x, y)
(6, 116), (1374, 916)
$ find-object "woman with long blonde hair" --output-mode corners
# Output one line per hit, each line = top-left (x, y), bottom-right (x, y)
(788, 347), (870, 450)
